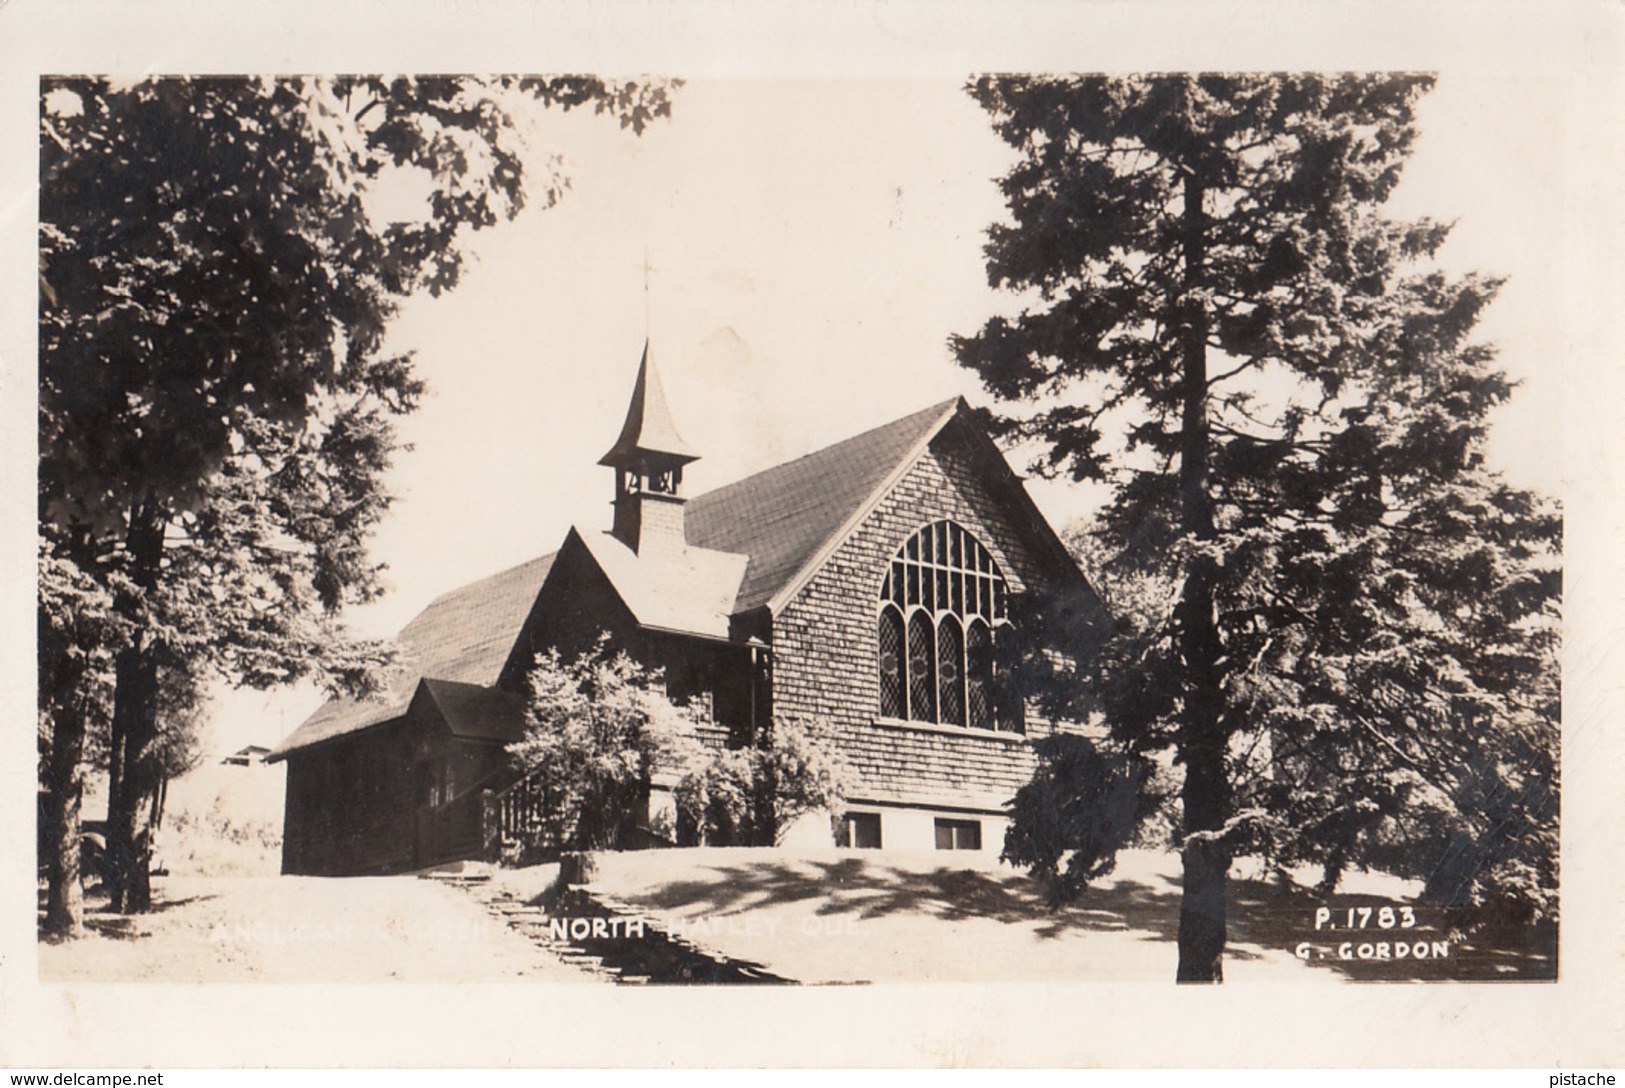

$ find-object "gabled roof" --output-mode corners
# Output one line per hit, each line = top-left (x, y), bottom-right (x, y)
(567, 526), (749, 641)
(265, 552), (556, 760)
(598, 343), (699, 468)
(685, 398), (960, 612)
(268, 395), (1070, 760)
(415, 679), (527, 744)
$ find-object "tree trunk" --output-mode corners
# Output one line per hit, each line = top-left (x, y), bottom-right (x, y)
(1174, 168), (1231, 983)
(151, 774), (168, 832)
(558, 851), (599, 886)
(107, 646), (159, 913)
(105, 498), (165, 915)
(754, 744), (779, 847)
(41, 697), (88, 937)
(1177, 735), (1229, 982)
(1317, 849), (1348, 899)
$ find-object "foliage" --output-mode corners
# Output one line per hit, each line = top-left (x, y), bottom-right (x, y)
(37, 542), (124, 775)
(163, 803), (284, 878)
(1001, 734), (1166, 907)
(674, 748), (757, 845)
(674, 715), (851, 846)
(39, 75), (674, 532)
(38, 74), (677, 914)
(510, 639), (707, 853)
(954, 74), (1560, 979)
(1060, 518), (1176, 646)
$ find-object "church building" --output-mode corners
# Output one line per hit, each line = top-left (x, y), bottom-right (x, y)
(267, 347), (1101, 875)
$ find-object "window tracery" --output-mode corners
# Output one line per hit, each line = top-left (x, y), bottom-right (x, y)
(877, 520), (1020, 733)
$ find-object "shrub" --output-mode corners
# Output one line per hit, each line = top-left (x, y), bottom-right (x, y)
(1002, 733), (1164, 907)
(674, 715), (850, 846)
(509, 638), (706, 853)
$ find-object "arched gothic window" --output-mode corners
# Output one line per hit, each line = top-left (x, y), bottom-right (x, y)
(877, 520), (1021, 733)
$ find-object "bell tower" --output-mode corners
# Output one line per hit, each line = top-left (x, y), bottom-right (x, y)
(599, 342), (699, 557)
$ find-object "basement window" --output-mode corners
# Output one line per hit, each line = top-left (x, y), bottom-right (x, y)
(837, 812), (883, 849)
(933, 818), (982, 851)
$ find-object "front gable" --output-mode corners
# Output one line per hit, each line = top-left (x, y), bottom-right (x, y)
(500, 529), (645, 688)
(768, 407), (1101, 812)
(772, 405), (1097, 619)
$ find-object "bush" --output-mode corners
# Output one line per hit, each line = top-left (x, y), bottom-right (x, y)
(674, 715), (850, 846)
(509, 638), (706, 853)
(1002, 733), (1164, 907)
(163, 803), (282, 877)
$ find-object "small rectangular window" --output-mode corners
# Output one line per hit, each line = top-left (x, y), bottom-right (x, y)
(934, 818), (982, 851)
(838, 812), (882, 849)
(419, 759), (446, 808)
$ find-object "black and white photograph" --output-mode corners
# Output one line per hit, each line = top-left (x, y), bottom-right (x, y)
(3, 0), (1622, 1071)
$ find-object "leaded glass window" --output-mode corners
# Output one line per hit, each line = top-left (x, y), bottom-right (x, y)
(906, 610), (936, 723)
(937, 616), (964, 726)
(876, 520), (1020, 732)
(965, 620), (993, 730)
(878, 605), (905, 720)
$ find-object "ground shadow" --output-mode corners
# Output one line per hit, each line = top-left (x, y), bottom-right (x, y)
(1224, 877), (1558, 982)
(617, 857), (1198, 948)
(614, 856), (1555, 980)
(37, 887), (219, 943)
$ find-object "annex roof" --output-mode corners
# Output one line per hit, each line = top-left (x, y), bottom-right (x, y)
(265, 552), (556, 760)
(568, 527), (749, 641)
(415, 678), (527, 744)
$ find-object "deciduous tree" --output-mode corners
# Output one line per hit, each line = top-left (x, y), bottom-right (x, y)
(39, 75), (676, 916)
(511, 640), (707, 852)
(674, 714), (851, 846)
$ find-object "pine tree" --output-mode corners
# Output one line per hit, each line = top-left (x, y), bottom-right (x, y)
(954, 74), (1559, 981)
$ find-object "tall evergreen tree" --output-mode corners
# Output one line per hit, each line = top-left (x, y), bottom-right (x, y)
(39, 75), (676, 919)
(954, 74), (1559, 981)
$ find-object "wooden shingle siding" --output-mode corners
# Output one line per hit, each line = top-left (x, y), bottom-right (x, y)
(281, 725), (417, 875)
(772, 430), (1082, 812)
(280, 720), (506, 875)
(271, 393), (1102, 873)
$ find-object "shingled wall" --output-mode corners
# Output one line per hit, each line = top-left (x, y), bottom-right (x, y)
(282, 717), (506, 875)
(282, 723), (420, 875)
(770, 427), (1080, 816)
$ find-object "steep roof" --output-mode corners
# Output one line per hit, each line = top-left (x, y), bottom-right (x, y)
(598, 343), (699, 468)
(416, 679), (527, 744)
(268, 397), (989, 759)
(685, 398), (960, 612)
(265, 552), (556, 760)
(569, 527), (749, 640)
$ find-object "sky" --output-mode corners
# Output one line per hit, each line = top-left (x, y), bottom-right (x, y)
(197, 72), (1575, 753)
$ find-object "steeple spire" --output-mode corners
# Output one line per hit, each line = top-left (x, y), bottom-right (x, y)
(600, 343), (698, 556)
(599, 341), (699, 469)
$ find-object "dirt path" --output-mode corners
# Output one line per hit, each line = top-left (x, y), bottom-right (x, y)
(39, 875), (594, 983)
